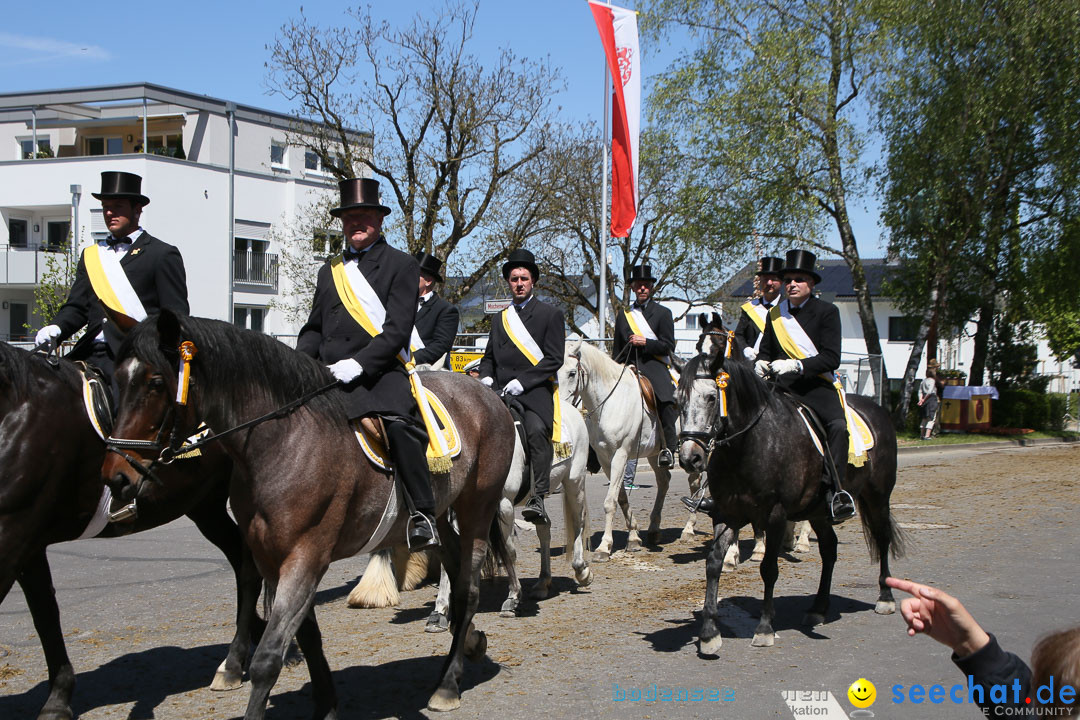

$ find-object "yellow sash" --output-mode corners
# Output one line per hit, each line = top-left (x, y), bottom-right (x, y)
(330, 257), (452, 473)
(83, 244), (146, 322)
(501, 307), (571, 459)
(741, 301), (767, 333)
(767, 303), (872, 467)
(623, 309), (679, 384)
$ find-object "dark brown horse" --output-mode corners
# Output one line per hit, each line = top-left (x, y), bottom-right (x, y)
(677, 315), (905, 655)
(0, 341), (261, 720)
(104, 311), (516, 718)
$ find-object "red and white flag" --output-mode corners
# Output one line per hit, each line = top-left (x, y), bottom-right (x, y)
(589, 1), (640, 238)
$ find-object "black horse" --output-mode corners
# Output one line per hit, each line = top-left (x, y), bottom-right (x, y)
(105, 311), (516, 717)
(0, 341), (261, 720)
(677, 315), (905, 655)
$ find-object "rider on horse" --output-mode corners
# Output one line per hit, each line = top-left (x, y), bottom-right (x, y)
(734, 256), (785, 360)
(35, 171), (188, 393)
(757, 250), (856, 523)
(411, 251), (460, 367)
(296, 178), (438, 550)
(477, 248), (566, 526)
(612, 264), (679, 468)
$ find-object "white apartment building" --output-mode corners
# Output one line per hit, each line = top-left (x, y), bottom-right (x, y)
(0, 83), (367, 342)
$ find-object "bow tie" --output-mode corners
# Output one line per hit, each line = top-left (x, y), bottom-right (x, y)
(343, 247), (364, 262)
(106, 236), (127, 247)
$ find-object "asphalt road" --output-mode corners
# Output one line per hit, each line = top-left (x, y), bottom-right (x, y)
(2, 441), (1077, 719)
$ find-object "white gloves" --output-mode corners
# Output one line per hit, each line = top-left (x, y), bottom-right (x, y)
(754, 360), (772, 378)
(743, 346), (758, 361)
(35, 324), (61, 346)
(480, 376), (494, 388)
(328, 358), (363, 383)
(770, 358), (803, 377)
(502, 379), (524, 396)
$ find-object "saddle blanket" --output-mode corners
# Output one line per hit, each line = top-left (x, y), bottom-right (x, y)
(797, 403), (875, 468)
(355, 387), (461, 472)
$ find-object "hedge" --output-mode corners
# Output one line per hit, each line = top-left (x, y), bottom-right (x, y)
(993, 390), (1071, 431)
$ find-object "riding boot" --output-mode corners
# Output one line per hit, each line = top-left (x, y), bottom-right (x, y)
(823, 417), (855, 523)
(682, 494), (715, 514)
(384, 416), (440, 550)
(520, 409), (552, 525)
(658, 401), (679, 468)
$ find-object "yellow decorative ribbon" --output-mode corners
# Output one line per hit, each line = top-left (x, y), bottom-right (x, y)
(716, 371), (729, 418)
(176, 341), (198, 405)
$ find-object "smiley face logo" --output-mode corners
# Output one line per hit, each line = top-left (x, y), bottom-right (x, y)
(848, 678), (876, 708)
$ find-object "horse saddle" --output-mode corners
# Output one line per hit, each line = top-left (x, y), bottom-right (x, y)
(76, 362), (113, 440)
(793, 401), (875, 468)
(353, 388), (461, 471)
(631, 367), (658, 416)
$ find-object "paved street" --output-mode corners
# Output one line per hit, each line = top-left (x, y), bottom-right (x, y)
(2, 441), (1077, 719)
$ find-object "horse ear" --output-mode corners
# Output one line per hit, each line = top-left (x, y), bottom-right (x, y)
(565, 338), (582, 357)
(157, 308), (182, 355)
(711, 311), (723, 329)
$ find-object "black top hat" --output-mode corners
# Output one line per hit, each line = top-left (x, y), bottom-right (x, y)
(414, 251), (444, 283)
(330, 178), (391, 218)
(627, 264), (656, 284)
(91, 171), (150, 206)
(756, 256), (784, 276)
(781, 249), (822, 284)
(502, 248), (540, 281)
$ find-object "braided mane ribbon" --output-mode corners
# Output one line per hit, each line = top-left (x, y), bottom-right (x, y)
(176, 341), (198, 405)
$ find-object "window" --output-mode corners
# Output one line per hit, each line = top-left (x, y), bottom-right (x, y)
(87, 137), (123, 156)
(685, 314), (699, 330)
(270, 141), (287, 168)
(9, 303), (29, 341)
(8, 219), (28, 248)
(303, 150), (343, 175)
(19, 137), (51, 159)
(305, 151), (319, 171)
(234, 306), (266, 333)
(312, 229), (343, 256)
(888, 316), (920, 342)
(146, 133), (185, 159)
(46, 221), (70, 251)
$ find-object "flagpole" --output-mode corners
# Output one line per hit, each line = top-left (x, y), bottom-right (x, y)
(598, 3), (612, 344)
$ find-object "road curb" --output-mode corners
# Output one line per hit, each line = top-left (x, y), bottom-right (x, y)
(898, 435), (1079, 455)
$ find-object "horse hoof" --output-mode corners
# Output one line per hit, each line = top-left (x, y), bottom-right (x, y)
(803, 612), (825, 627)
(626, 539), (642, 553)
(427, 688), (461, 712)
(464, 630), (487, 662)
(499, 598), (519, 617)
(875, 600), (896, 615)
(426, 613), (449, 633)
(527, 583), (551, 601)
(795, 542), (811, 553)
(680, 530), (696, 543)
(592, 550), (610, 563)
(37, 706), (74, 720)
(576, 567), (593, 587)
(699, 635), (723, 657)
(210, 666), (243, 692)
(750, 551), (765, 563)
(646, 531), (660, 545)
(722, 560), (738, 573)
(751, 632), (776, 647)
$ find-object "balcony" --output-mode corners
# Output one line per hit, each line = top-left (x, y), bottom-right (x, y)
(234, 251), (278, 290)
(1, 244), (72, 286)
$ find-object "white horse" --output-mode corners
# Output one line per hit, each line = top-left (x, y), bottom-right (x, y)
(723, 522), (813, 572)
(348, 397), (592, 625)
(561, 339), (703, 561)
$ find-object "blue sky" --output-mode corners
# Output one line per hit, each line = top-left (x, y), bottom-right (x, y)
(2, 0), (884, 256)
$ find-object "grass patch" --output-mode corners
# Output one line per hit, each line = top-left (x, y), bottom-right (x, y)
(897, 430), (1080, 447)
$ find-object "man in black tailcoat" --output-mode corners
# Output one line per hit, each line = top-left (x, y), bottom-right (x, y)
(733, 256), (785, 360)
(477, 249), (565, 525)
(36, 171), (188, 386)
(412, 251), (459, 367)
(612, 264), (679, 468)
(296, 178), (438, 549)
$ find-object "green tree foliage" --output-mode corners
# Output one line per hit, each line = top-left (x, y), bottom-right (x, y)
(30, 242), (77, 337)
(641, 0), (889, 390)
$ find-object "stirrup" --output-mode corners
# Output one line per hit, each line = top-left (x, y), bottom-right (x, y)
(407, 512), (439, 551)
(829, 490), (856, 523)
(657, 448), (674, 468)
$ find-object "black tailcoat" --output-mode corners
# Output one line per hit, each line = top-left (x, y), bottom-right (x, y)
(758, 295), (844, 415)
(412, 293), (459, 366)
(612, 300), (676, 403)
(734, 298), (777, 351)
(296, 237), (419, 419)
(53, 232), (188, 361)
(477, 298), (565, 429)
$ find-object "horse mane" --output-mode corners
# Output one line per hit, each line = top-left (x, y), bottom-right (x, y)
(0, 342), (82, 402)
(577, 340), (631, 386)
(678, 335), (774, 414)
(121, 315), (344, 421)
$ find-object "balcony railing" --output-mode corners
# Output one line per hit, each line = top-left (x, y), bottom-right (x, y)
(233, 251), (279, 290)
(1, 244), (72, 285)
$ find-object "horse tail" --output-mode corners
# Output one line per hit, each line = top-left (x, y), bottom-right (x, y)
(347, 548), (400, 608)
(858, 505), (908, 562)
(486, 511), (513, 580)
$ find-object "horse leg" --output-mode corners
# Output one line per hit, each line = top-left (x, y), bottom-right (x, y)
(528, 519), (553, 600)
(722, 527), (741, 573)
(859, 494), (901, 615)
(186, 494), (263, 692)
(564, 472), (592, 587)
(619, 453), (641, 552)
(803, 517), (838, 627)
(429, 514), (489, 712)
(426, 567), (451, 632)
(347, 547), (399, 608)
(497, 498), (522, 615)
(680, 471), (702, 542)
(751, 515), (786, 648)
(645, 464), (671, 545)
(245, 568), (327, 720)
(17, 551), (75, 720)
(790, 520), (812, 553)
(594, 448), (629, 561)
(292, 605), (338, 720)
(699, 522), (735, 658)
(751, 523), (766, 563)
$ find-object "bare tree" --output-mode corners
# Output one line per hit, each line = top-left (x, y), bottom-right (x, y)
(265, 1), (562, 301)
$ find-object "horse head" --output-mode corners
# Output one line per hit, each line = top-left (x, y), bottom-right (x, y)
(559, 338), (586, 406)
(677, 313), (733, 473)
(104, 309), (202, 501)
